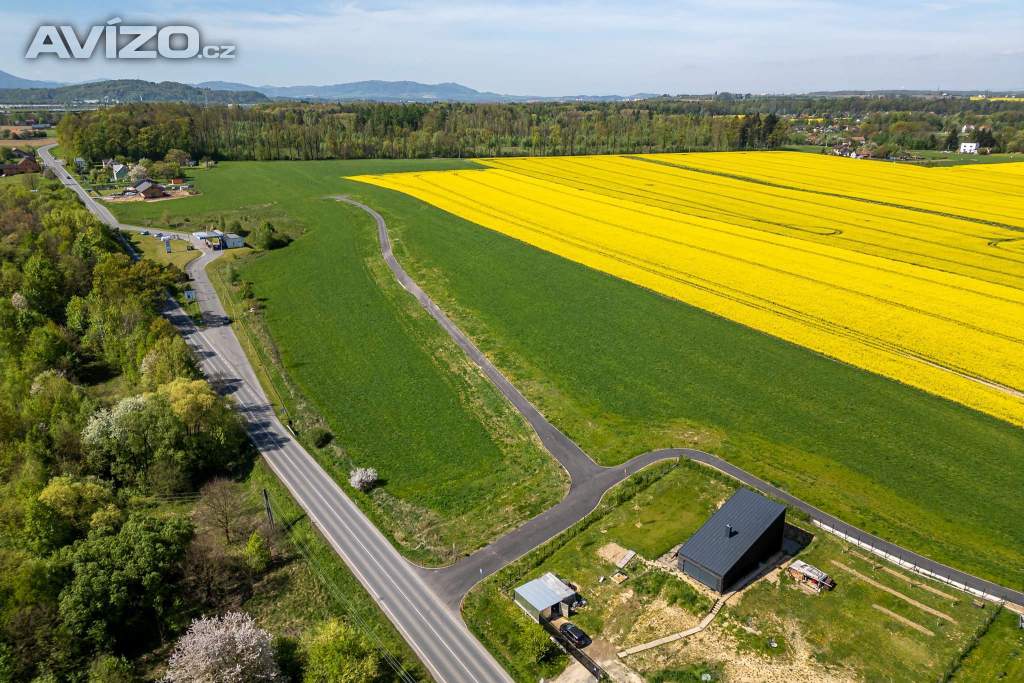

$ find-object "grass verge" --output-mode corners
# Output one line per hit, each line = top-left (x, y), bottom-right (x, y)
(110, 160), (567, 566)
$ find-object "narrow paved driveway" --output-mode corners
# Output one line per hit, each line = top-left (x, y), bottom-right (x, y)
(335, 195), (1024, 610)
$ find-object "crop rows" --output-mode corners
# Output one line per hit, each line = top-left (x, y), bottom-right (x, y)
(352, 154), (1024, 426)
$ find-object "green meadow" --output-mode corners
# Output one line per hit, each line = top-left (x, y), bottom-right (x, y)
(110, 160), (566, 566)
(110, 158), (1024, 590)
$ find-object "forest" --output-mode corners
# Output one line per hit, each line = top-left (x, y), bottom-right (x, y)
(0, 182), (384, 682)
(54, 95), (1024, 163)
(56, 100), (790, 161)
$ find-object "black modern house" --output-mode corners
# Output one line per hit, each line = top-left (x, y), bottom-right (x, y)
(678, 488), (786, 593)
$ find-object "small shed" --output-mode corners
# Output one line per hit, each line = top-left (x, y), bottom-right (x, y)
(111, 163), (129, 181)
(222, 233), (245, 249)
(678, 489), (785, 593)
(787, 559), (835, 592)
(513, 572), (575, 623)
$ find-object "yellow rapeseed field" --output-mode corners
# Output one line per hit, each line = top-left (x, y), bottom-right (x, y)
(352, 153), (1024, 426)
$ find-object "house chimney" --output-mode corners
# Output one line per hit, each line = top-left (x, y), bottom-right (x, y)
(726, 524), (734, 537)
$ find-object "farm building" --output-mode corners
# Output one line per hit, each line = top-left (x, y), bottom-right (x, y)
(222, 233), (245, 249)
(677, 488), (785, 593)
(111, 164), (129, 181)
(1, 156), (40, 176)
(959, 142), (979, 154)
(134, 180), (164, 200)
(513, 572), (576, 622)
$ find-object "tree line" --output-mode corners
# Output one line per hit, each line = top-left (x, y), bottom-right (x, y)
(0, 182), (383, 682)
(56, 101), (791, 162)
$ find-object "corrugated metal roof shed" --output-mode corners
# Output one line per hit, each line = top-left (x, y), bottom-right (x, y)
(679, 488), (785, 576)
(514, 572), (575, 612)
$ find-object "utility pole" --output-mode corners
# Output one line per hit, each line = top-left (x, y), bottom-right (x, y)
(262, 488), (275, 529)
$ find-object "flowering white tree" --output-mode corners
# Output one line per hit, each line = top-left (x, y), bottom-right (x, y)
(348, 467), (378, 492)
(166, 612), (279, 683)
(129, 162), (149, 184)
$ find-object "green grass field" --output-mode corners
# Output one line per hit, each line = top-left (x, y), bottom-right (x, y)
(125, 232), (200, 270)
(337, 175), (1024, 591)
(109, 160), (566, 566)
(108, 157), (1024, 590)
(949, 608), (1024, 682)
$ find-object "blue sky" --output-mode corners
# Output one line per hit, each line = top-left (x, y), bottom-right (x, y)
(4, 1), (1022, 94)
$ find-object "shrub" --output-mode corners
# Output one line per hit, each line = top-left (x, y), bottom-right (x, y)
(308, 427), (332, 449)
(244, 530), (271, 574)
(348, 467), (378, 492)
(166, 612), (279, 683)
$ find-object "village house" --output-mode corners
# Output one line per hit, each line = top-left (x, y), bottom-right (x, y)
(1, 156), (40, 176)
(111, 163), (129, 182)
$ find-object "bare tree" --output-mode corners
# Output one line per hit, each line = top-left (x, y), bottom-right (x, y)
(195, 479), (253, 544)
(166, 612), (279, 683)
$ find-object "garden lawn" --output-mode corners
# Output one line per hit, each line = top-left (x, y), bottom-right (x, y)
(109, 160), (566, 565)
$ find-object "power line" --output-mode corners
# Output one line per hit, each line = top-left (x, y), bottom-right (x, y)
(261, 491), (419, 683)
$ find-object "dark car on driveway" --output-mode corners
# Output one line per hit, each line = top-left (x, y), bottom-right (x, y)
(559, 622), (590, 648)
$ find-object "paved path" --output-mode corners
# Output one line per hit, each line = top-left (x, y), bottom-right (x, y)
(40, 146), (515, 683)
(333, 197), (680, 605)
(333, 195), (1024, 610)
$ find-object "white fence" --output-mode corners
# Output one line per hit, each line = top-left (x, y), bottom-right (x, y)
(812, 520), (1008, 605)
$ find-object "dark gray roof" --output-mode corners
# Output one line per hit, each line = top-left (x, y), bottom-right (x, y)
(679, 488), (785, 576)
(135, 180), (154, 192)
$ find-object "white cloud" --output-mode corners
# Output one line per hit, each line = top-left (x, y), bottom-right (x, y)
(1, 0), (1021, 92)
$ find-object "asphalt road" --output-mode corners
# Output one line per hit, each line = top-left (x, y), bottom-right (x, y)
(336, 195), (1024, 610)
(332, 197), (681, 605)
(44, 145), (1021, 679)
(40, 146), (515, 683)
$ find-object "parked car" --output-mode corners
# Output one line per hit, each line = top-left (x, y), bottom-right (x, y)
(139, 230), (150, 236)
(559, 622), (590, 648)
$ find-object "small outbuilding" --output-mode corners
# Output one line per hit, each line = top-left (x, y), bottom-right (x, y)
(222, 233), (245, 249)
(513, 572), (576, 623)
(678, 488), (785, 593)
(959, 142), (979, 154)
(111, 163), (129, 181)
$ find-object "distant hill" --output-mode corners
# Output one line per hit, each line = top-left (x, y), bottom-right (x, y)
(196, 79), (654, 103)
(0, 79), (269, 105)
(0, 69), (62, 89)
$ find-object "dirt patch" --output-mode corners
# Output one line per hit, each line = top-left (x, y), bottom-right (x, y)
(871, 604), (934, 636)
(623, 597), (703, 648)
(629, 617), (856, 683)
(597, 542), (634, 567)
(102, 189), (195, 203)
